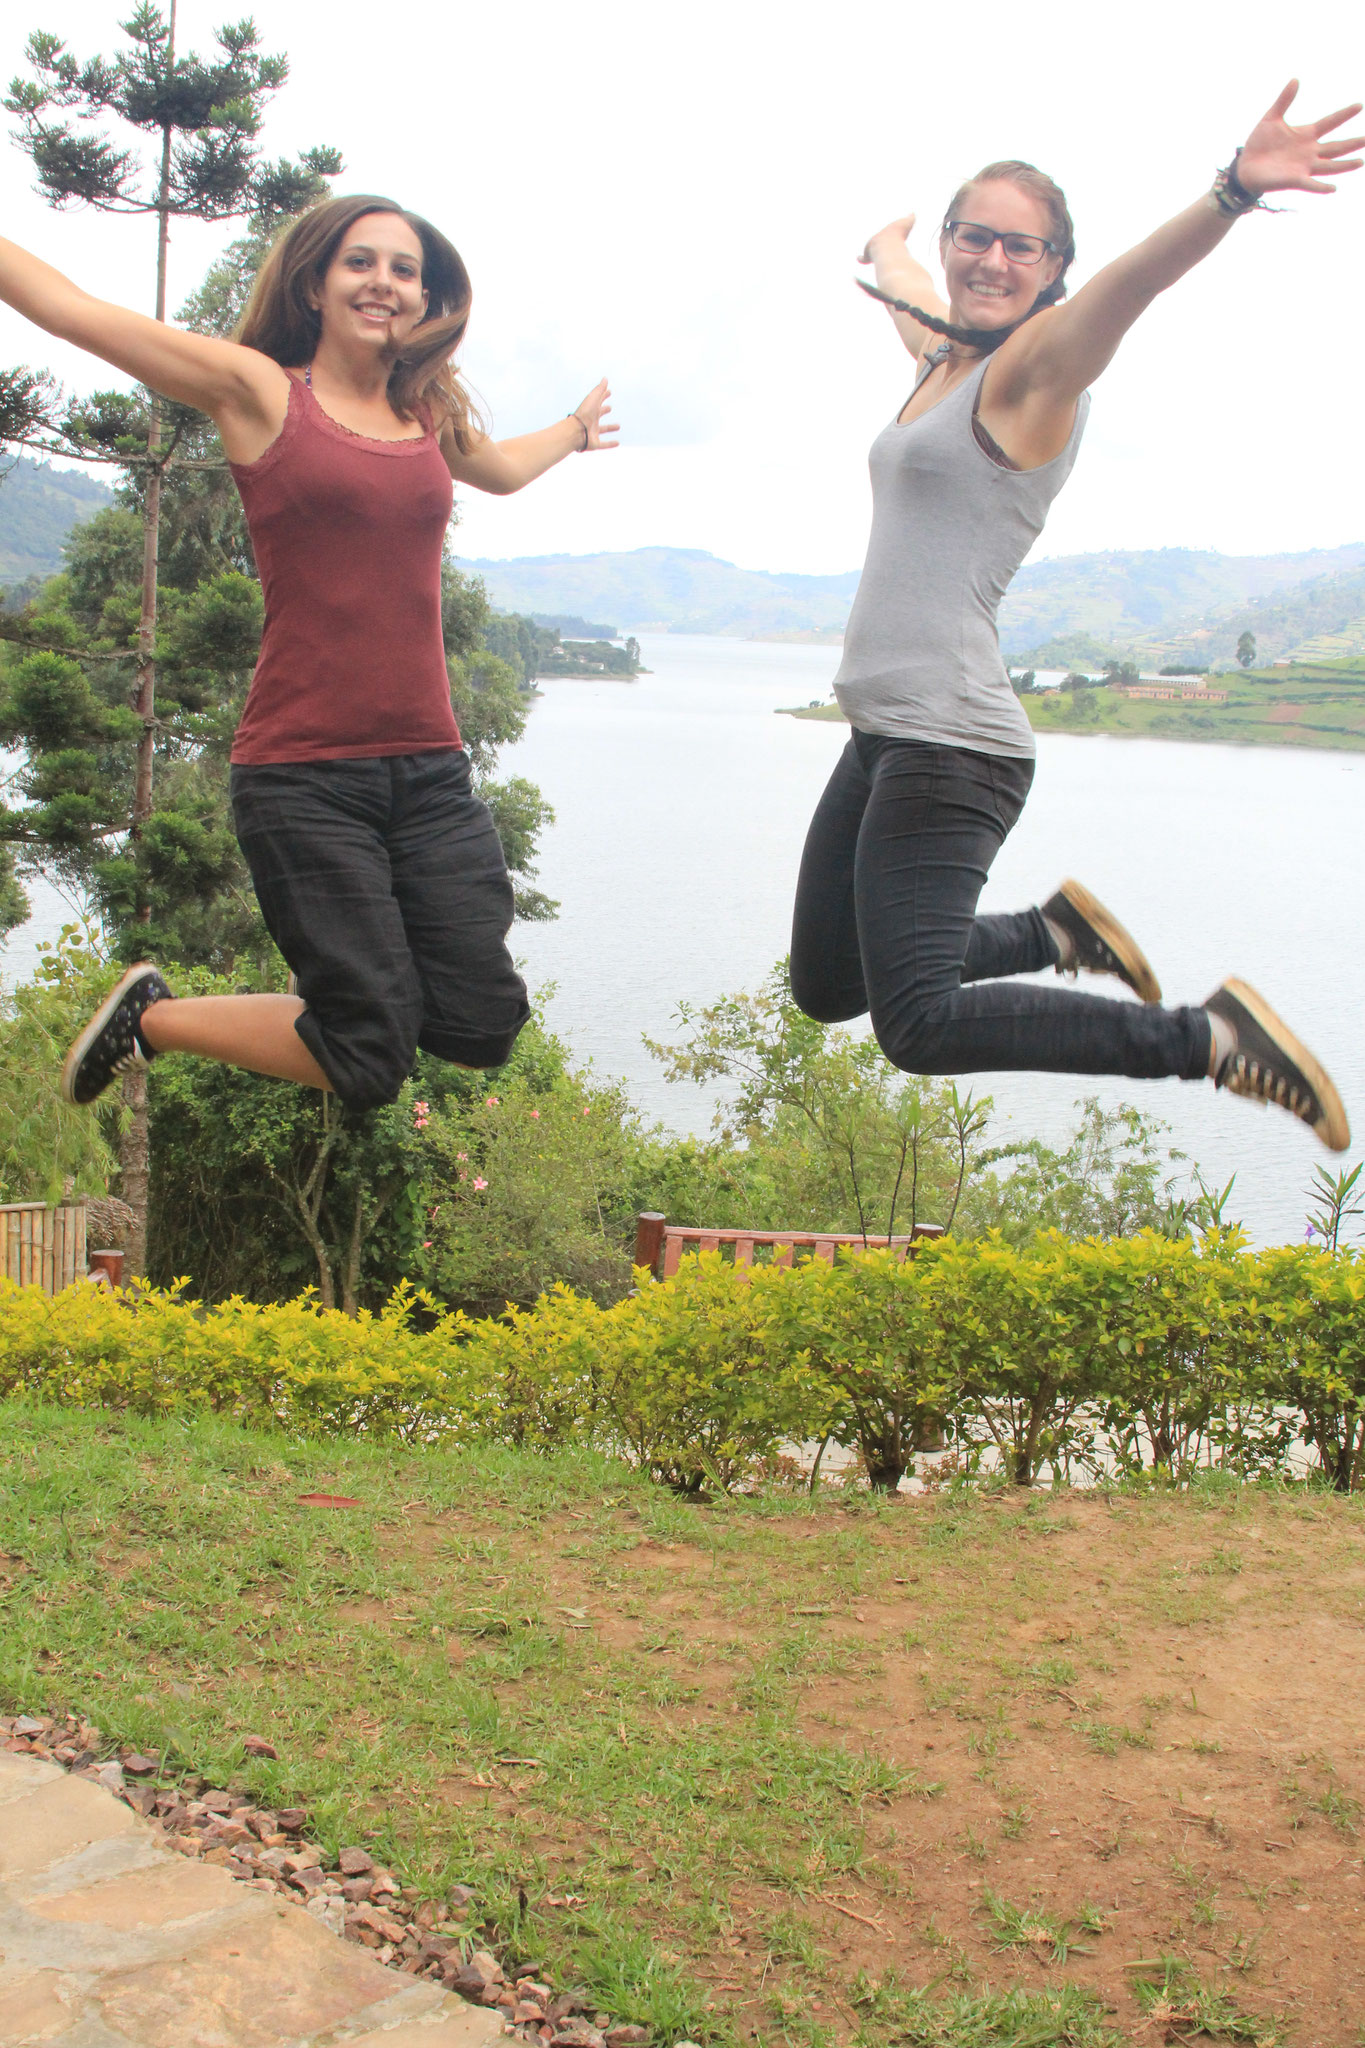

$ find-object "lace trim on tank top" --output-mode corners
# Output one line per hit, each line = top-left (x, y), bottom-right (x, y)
(298, 364), (433, 450)
(899, 349), (1022, 473)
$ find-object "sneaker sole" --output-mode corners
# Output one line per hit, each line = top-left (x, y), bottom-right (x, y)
(60, 962), (160, 1107)
(1220, 976), (1351, 1154)
(1059, 878), (1163, 1004)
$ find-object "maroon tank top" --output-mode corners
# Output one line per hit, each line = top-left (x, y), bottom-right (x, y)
(229, 376), (461, 764)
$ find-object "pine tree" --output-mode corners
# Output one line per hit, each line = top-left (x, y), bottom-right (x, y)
(0, 5), (340, 1271)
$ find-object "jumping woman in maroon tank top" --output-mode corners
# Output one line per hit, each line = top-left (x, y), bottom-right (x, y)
(0, 195), (616, 1109)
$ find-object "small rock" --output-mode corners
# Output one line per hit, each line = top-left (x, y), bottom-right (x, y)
(605, 2030), (651, 2047)
(305, 1893), (347, 1936)
(281, 1847), (323, 1874)
(548, 1994), (594, 2022)
(338, 1846), (374, 1876)
(171, 1832), (204, 1857)
(550, 2027), (606, 2048)
(288, 1865), (329, 1895)
(448, 1882), (476, 1909)
(513, 2004), (548, 2026)
(202, 1789), (234, 1814)
(122, 1752), (159, 1777)
(275, 1807), (307, 1831)
(245, 1809), (278, 1840)
(341, 1878), (373, 1904)
(93, 1762), (126, 1793)
(468, 1949), (505, 1985)
(445, 1963), (494, 2000)
(242, 1734), (278, 1758)
(419, 1934), (455, 1962)
(518, 1980), (552, 2002)
(12, 1715), (50, 1737)
(125, 1787), (158, 1817)
(369, 1866), (400, 1896)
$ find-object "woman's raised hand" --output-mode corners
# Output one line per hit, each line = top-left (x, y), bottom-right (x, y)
(1236, 80), (1364, 198)
(574, 378), (619, 452)
(858, 214), (917, 266)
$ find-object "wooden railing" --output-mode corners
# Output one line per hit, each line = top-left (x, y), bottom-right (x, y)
(632, 1211), (944, 1280)
(1, 1202), (88, 1291)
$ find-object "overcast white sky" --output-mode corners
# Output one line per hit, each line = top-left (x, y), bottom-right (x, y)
(1, 0), (1362, 574)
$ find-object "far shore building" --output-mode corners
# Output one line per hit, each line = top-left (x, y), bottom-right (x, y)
(1118, 675), (1230, 704)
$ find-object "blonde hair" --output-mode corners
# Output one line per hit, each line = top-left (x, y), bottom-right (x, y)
(235, 194), (485, 449)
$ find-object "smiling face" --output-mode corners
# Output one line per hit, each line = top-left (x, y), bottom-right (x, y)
(940, 179), (1065, 332)
(311, 211), (429, 354)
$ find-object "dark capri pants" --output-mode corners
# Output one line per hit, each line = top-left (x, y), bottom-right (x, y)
(231, 749), (530, 1111)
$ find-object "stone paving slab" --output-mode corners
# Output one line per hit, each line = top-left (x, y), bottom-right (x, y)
(0, 1752), (503, 2048)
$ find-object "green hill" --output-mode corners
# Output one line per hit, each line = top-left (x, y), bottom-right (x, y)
(0, 456), (114, 589)
(456, 547), (861, 637)
(996, 543), (1365, 659)
(460, 541), (1365, 651)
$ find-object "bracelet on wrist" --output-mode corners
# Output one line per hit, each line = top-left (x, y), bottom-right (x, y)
(568, 411), (589, 451)
(1209, 147), (1277, 219)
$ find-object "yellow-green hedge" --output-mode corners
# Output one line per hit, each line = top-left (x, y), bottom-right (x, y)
(3, 1234), (1363, 1490)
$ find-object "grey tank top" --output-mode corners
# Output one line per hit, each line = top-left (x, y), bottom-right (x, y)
(833, 353), (1089, 759)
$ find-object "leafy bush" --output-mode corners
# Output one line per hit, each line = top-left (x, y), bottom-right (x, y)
(5, 1235), (1365, 1493)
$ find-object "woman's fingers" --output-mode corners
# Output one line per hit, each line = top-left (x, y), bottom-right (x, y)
(1310, 101), (1364, 137)
(1266, 78), (1299, 121)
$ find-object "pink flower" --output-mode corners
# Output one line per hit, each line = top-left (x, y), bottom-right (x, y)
(530, 1108), (540, 1120)
(422, 1239), (432, 1249)
(582, 1107), (590, 1118)
(473, 1176), (488, 1191)
(414, 1100), (429, 1114)
(458, 1172), (466, 1183)
(485, 1095), (500, 1108)
(456, 1152), (467, 1163)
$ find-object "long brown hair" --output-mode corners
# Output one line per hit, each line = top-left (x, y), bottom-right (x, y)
(235, 193), (485, 448)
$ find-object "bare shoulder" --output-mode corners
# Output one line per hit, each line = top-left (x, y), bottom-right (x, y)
(213, 347), (294, 465)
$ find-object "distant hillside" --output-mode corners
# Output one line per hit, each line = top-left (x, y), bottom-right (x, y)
(997, 543), (1365, 660)
(460, 541), (1365, 651)
(457, 547), (861, 638)
(0, 456), (113, 587)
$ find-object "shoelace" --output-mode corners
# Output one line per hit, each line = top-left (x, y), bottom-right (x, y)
(1219, 1051), (1313, 1124)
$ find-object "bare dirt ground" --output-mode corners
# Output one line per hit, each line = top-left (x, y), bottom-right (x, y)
(467, 1487), (1365, 2043)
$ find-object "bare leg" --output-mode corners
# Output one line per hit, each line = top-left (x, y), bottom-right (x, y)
(139, 994), (333, 1091)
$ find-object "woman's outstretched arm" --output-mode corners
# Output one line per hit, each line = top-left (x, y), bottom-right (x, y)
(1001, 82), (1363, 408)
(856, 214), (951, 359)
(0, 236), (284, 438)
(445, 377), (618, 494)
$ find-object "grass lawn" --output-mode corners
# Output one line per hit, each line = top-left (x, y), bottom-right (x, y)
(4, 1402), (1365, 2045)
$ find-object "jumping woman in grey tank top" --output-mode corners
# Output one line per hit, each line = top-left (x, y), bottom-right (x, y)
(791, 82), (1362, 1152)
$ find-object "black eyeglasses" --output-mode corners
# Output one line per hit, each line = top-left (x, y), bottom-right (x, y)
(946, 219), (1054, 265)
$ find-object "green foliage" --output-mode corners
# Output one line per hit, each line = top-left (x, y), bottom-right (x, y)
(417, 1064), (641, 1315)
(10, 1230), (1365, 1502)
(649, 962), (989, 1240)
(0, 926), (120, 1202)
(5, 14), (336, 229)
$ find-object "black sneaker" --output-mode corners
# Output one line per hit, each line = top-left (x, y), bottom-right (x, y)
(1206, 978), (1350, 1153)
(1042, 879), (1162, 1004)
(61, 963), (172, 1106)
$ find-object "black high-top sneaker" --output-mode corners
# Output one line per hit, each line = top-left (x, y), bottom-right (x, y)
(1206, 978), (1350, 1153)
(61, 964), (173, 1106)
(1042, 879), (1163, 1004)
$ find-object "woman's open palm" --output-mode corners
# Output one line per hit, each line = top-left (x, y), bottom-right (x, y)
(574, 378), (619, 452)
(1238, 80), (1364, 197)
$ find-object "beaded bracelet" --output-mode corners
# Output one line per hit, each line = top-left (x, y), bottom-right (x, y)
(1209, 148), (1273, 219)
(568, 411), (589, 451)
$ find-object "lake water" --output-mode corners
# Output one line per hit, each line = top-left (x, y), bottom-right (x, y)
(496, 635), (1365, 1248)
(4, 631), (1361, 1246)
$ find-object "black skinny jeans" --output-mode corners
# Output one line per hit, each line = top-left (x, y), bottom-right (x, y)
(790, 731), (1210, 1081)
